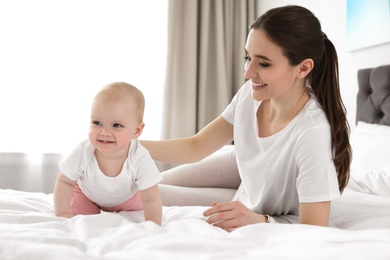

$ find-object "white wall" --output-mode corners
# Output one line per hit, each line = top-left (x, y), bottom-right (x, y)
(0, 1), (167, 155)
(257, 0), (390, 129)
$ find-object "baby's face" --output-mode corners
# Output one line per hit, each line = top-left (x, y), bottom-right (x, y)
(88, 99), (141, 155)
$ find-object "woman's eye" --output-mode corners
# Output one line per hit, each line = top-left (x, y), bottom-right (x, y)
(244, 56), (269, 67)
(92, 121), (102, 126)
(113, 123), (123, 128)
(259, 63), (270, 68)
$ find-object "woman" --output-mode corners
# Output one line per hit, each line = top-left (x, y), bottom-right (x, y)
(142, 5), (351, 231)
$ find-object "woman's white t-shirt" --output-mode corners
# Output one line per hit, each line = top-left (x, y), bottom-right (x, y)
(222, 81), (340, 222)
(59, 139), (162, 207)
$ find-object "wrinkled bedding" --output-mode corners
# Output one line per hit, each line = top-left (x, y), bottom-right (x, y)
(1, 188), (390, 260)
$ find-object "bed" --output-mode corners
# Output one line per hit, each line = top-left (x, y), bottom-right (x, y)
(1, 64), (390, 260)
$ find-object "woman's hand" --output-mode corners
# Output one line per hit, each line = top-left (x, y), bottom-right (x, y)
(203, 201), (267, 232)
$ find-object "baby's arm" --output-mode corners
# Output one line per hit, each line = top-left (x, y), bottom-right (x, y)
(53, 172), (77, 218)
(140, 184), (162, 225)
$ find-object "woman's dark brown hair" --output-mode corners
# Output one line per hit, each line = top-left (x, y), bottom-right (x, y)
(250, 5), (351, 192)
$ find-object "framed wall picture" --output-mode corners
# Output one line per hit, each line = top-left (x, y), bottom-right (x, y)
(346, 0), (390, 51)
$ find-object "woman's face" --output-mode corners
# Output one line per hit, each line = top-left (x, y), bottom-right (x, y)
(244, 29), (304, 103)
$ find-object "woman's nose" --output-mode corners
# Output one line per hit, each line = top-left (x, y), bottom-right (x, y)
(244, 61), (256, 79)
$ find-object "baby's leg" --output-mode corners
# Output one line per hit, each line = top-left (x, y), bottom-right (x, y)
(159, 146), (240, 206)
(71, 184), (101, 215)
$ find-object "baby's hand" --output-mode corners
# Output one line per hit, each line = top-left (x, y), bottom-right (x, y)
(57, 213), (74, 218)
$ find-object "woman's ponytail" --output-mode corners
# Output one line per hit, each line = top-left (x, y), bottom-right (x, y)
(311, 36), (352, 192)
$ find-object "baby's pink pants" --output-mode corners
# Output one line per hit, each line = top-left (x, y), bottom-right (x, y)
(71, 184), (143, 215)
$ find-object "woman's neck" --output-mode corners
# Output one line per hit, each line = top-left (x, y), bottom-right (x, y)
(257, 87), (310, 137)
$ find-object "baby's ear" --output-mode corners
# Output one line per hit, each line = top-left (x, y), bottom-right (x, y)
(297, 58), (314, 79)
(134, 122), (145, 138)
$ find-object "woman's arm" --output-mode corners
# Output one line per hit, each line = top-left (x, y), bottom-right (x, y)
(141, 116), (233, 164)
(299, 201), (331, 226)
(203, 201), (268, 232)
(140, 185), (162, 225)
(53, 173), (77, 218)
(203, 201), (331, 231)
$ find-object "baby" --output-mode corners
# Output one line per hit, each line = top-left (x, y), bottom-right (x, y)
(54, 82), (162, 225)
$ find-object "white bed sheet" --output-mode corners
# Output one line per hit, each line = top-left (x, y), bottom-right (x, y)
(1, 188), (390, 260)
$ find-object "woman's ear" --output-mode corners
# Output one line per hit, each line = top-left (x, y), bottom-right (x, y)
(297, 58), (314, 79)
(133, 122), (145, 139)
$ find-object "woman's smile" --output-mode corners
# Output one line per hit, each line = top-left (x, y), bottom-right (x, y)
(252, 81), (268, 91)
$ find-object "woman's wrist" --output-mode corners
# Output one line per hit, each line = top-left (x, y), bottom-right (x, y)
(263, 214), (277, 223)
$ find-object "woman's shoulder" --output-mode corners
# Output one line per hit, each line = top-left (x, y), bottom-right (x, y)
(232, 80), (260, 109)
(233, 80), (252, 99)
(299, 97), (330, 129)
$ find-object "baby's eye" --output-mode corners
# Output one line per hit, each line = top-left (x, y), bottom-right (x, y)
(92, 120), (102, 126)
(259, 62), (270, 68)
(113, 123), (123, 128)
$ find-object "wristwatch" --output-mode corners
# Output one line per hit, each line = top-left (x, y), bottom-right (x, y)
(264, 214), (277, 223)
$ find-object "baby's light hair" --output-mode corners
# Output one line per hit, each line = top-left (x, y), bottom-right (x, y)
(95, 82), (145, 121)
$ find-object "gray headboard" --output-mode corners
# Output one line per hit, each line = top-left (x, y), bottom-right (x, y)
(356, 64), (390, 126)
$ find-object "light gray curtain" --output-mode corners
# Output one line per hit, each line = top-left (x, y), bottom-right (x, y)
(161, 0), (257, 139)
